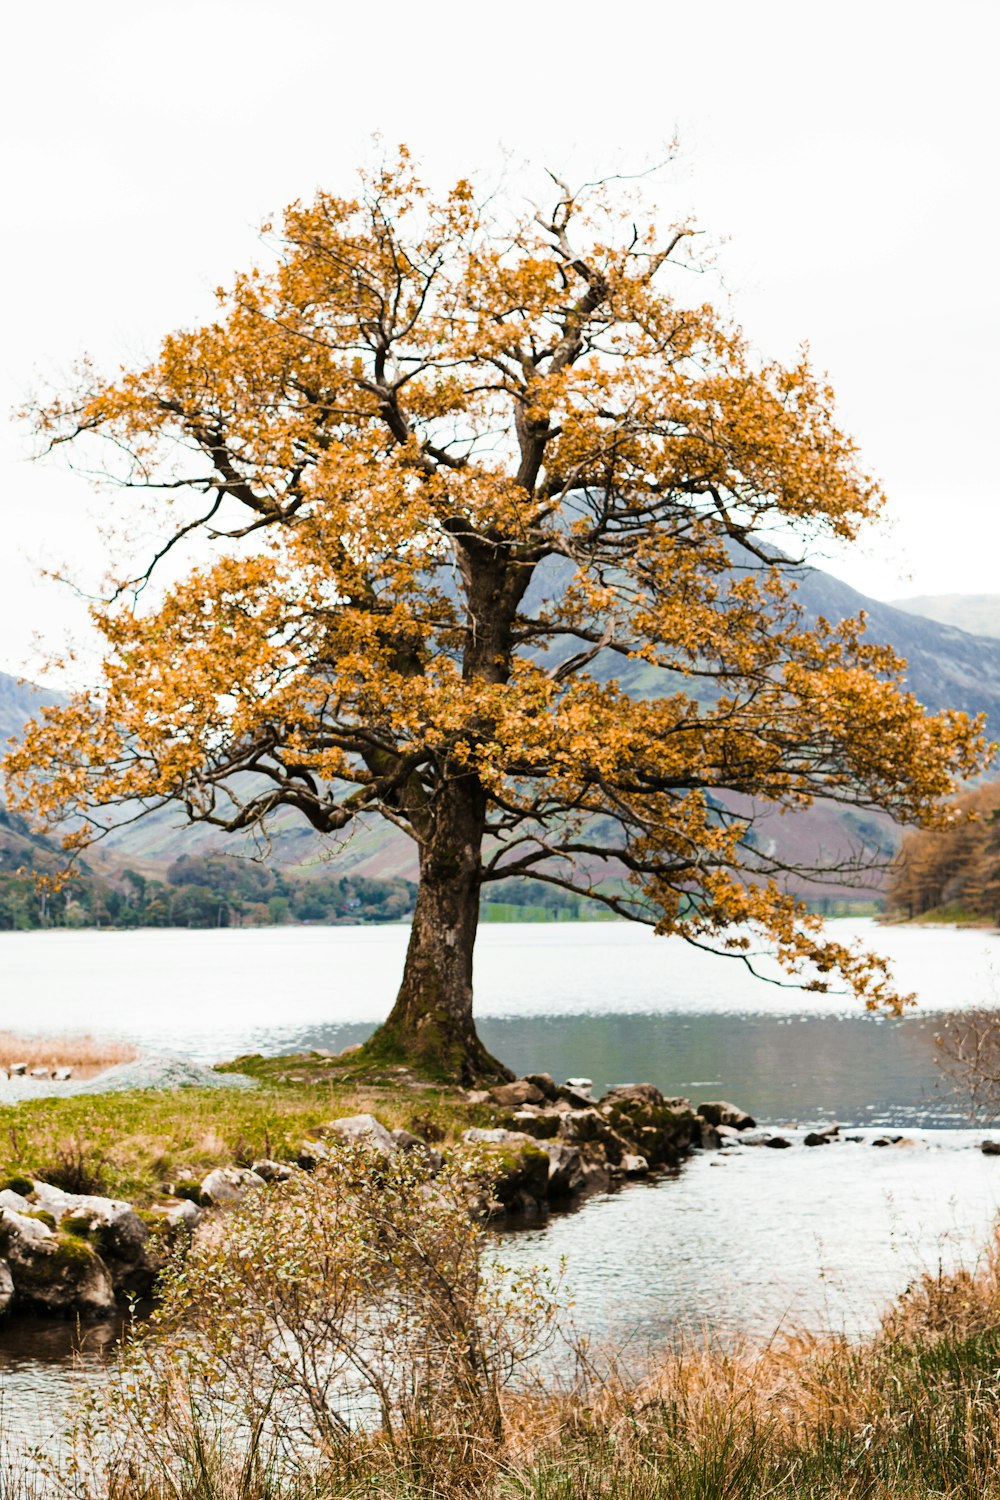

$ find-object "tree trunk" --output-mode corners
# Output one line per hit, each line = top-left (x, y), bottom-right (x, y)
(368, 771), (513, 1084)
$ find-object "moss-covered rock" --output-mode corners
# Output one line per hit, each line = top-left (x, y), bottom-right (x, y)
(0, 1209), (115, 1317)
(599, 1086), (702, 1168)
(462, 1128), (551, 1211)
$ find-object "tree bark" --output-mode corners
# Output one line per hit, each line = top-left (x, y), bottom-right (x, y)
(368, 769), (513, 1084)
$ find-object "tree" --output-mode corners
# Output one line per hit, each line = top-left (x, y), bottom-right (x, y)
(4, 152), (985, 1080)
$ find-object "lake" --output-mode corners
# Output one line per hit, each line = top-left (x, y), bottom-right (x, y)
(3, 918), (1000, 1440)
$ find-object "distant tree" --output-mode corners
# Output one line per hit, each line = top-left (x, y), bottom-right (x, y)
(5, 152), (985, 1080)
(888, 780), (1000, 921)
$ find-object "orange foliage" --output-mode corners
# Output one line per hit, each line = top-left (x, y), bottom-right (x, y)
(3, 151), (988, 1035)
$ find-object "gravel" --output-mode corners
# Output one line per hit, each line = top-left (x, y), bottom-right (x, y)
(0, 1055), (255, 1103)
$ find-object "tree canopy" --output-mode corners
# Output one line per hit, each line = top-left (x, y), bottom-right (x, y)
(5, 151), (986, 1078)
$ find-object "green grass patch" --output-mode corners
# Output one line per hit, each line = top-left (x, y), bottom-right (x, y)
(0, 1062), (487, 1207)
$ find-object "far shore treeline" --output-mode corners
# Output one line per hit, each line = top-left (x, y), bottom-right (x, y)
(0, 828), (604, 931)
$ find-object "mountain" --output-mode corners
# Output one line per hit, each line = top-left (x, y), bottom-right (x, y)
(891, 594), (1000, 641)
(791, 571), (1000, 741)
(0, 672), (66, 747)
(3, 567), (1000, 894)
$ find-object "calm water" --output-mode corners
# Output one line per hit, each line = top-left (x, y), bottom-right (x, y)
(3, 918), (1000, 1439)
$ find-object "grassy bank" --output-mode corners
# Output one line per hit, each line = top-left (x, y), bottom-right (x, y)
(9, 1220), (1000, 1498)
(0, 1053), (489, 1204)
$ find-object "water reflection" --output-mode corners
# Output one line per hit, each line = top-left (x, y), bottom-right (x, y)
(283, 1012), (954, 1128)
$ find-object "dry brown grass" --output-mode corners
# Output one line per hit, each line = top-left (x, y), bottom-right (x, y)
(0, 1031), (138, 1078)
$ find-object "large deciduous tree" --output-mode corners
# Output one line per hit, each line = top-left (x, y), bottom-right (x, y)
(5, 153), (984, 1080)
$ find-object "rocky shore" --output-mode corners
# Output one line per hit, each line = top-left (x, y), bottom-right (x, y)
(0, 1073), (756, 1321)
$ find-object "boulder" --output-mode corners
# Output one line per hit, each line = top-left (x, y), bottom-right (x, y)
(298, 1138), (330, 1169)
(9, 1064), (25, 1077)
(541, 1142), (584, 1197)
(982, 1141), (1000, 1157)
(200, 1166), (266, 1206)
(461, 1128), (550, 1211)
(32, 1183), (159, 1295)
(510, 1109), (561, 1139)
(322, 1114), (398, 1156)
(491, 1080), (545, 1108)
(600, 1088), (701, 1168)
(52, 1068), (72, 1082)
(803, 1132), (832, 1147)
(602, 1083), (665, 1109)
(696, 1119), (722, 1150)
(523, 1073), (558, 1100)
(557, 1085), (598, 1109)
(621, 1154), (650, 1176)
(390, 1130), (444, 1170)
(338, 1043), (364, 1057)
(29, 1068), (49, 1080)
(250, 1158), (295, 1183)
(565, 1077), (593, 1092)
(0, 1261), (13, 1316)
(696, 1101), (756, 1131)
(763, 1136), (792, 1150)
(0, 1208), (116, 1317)
(465, 1089), (491, 1105)
(150, 1198), (202, 1231)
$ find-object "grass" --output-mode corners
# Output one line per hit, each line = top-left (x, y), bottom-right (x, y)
(887, 902), (996, 927)
(0, 1032), (138, 1077)
(11, 1242), (1000, 1498)
(0, 1053), (492, 1204)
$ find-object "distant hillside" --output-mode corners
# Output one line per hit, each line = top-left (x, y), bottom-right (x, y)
(0, 671), (65, 746)
(891, 594), (1000, 641)
(4, 568), (1000, 898)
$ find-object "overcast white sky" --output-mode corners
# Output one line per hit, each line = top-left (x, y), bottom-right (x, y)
(2, 0), (997, 684)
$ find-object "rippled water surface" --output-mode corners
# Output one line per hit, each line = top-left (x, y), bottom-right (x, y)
(3, 919), (1000, 1440)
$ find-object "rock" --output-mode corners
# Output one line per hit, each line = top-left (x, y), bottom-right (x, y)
(763, 1136), (792, 1149)
(0, 1261), (13, 1316)
(150, 1199), (202, 1231)
(541, 1142), (584, 1196)
(621, 1154), (650, 1176)
(199, 1166), (266, 1206)
(463, 1127), (530, 1146)
(297, 1138), (330, 1170)
(390, 1130), (444, 1170)
(9, 1064), (25, 1077)
(461, 1129), (550, 1211)
(510, 1108), (561, 1139)
(32, 1183), (160, 1295)
(523, 1073), (558, 1100)
(0, 1208), (116, 1317)
(338, 1043), (364, 1057)
(322, 1114), (398, 1157)
(465, 1090), (491, 1105)
(0, 1189), (32, 1215)
(600, 1087), (701, 1168)
(716, 1124), (743, 1141)
(29, 1068), (49, 1080)
(52, 1068), (72, 1082)
(565, 1077), (593, 1092)
(491, 1080), (545, 1107)
(696, 1119), (722, 1150)
(557, 1108), (605, 1143)
(803, 1132), (832, 1147)
(602, 1083), (665, 1109)
(250, 1158), (295, 1183)
(982, 1141), (1000, 1156)
(557, 1085), (598, 1109)
(696, 1101), (756, 1131)
(872, 1136), (903, 1148)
